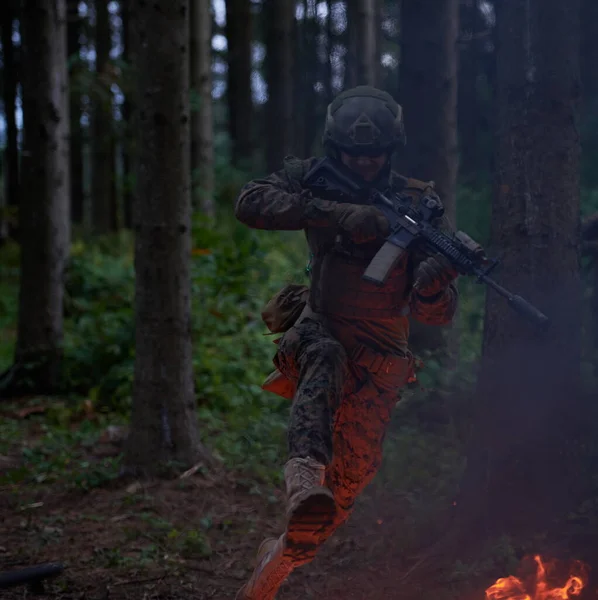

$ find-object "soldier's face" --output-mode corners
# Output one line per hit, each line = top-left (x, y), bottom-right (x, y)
(340, 152), (387, 182)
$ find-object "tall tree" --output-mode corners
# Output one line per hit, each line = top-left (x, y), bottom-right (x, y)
(67, 0), (84, 226)
(120, 0), (134, 229)
(190, 0), (215, 218)
(1, 0), (20, 238)
(225, 0), (253, 168)
(460, 0), (582, 536)
(91, 0), (116, 234)
(397, 0), (460, 356)
(347, 0), (378, 86)
(457, 0), (485, 181)
(356, 0), (380, 86)
(294, 0), (320, 157)
(397, 0), (460, 216)
(264, 0), (294, 172)
(1, 0), (70, 395)
(124, 0), (204, 474)
(580, 0), (598, 188)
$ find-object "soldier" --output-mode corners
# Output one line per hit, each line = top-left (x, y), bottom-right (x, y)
(234, 86), (459, 599)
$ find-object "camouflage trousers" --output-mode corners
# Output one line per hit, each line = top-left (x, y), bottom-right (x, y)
(275, 312), (413, 562)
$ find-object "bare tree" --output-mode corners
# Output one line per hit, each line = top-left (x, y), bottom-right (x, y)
(67, 0), (84, 226)
(1, 0), (20, 240)
(225, 0), (253, 167)
(398, 0), (460, 215)
(1, 0), (70, 395)
(124, 0), (205, 474)
(91, 0), (116, 234)
(346, 0), (378, 87)
(460, 0), (582, 536)
(397, 0), (460, 357)
(264, 0), (294, 172)
(190, 0), (215, 217)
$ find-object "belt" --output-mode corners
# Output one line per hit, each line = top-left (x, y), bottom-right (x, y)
(349, 343), (412, 376)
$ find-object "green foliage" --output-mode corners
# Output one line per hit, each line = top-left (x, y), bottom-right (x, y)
(62, 238), (136, 406)
(0, 240), (20, 371)
(0, 207), (308, 484)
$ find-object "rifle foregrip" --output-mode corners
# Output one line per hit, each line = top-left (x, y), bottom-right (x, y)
(363, 242), (405, 286)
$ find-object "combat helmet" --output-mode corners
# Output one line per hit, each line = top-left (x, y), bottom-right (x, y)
(322, 86), (406, 158)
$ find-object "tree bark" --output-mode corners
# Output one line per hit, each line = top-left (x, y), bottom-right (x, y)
(91, 0), (115, 234)
(460, 0), (582, 536)
(1, 0), (20, 239)
(457, 0), (484, 181)
(190, 0), (215, 217)
(4, 0), (70, 396)
(124, 0), (204, 475)
(397, 0), (460, 357)
(580, 0), (598, 188)
(67, 0), (84, 226)
(264, 0), (294, 172)
(121, 0), (134, 229)
(225, 0), (253, 168)
(397, 0), (459, 214)
(356, 0), (378, 86)
(581, 0), (598, 107)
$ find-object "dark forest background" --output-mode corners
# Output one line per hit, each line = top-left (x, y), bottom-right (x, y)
(1, 1), (598, 598)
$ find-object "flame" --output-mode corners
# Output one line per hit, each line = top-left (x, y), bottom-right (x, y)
(485, 556), (587, 600)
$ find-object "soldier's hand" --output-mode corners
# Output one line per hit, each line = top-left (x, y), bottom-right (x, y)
(413, 254), (458, 298)
(333, 204), (390, 244)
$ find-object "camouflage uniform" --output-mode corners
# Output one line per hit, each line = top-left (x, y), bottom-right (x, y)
(235, 86), (458, 600)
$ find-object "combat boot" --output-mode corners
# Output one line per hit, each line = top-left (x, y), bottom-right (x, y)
(284, 456), (336, 557)
(235, 535), (294, 600)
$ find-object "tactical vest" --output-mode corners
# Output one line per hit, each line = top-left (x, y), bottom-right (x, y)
(283, 155), (436, 320)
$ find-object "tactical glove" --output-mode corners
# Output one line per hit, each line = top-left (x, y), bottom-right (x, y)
(331, 204), (390, 244)
(413, 254), (458, 299)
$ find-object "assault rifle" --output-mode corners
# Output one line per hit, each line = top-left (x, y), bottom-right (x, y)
(303, 157), (550, 329)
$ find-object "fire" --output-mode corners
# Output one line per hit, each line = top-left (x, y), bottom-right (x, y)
(485, 555), (587, 600)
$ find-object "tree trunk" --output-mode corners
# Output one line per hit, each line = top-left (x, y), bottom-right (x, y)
(580, 0), (598, 188)
(124, 0), (204, 475)
(373, 0), (383, 87)
(264, 0), (294, 172)
(190, 0), (215, 218)
(581, 0), (598, 108)
(345, 0), (358, 88)
(460, 0), (582, 536)
(68, 0), (84, 226)
(225, 0), (253, 168)
(325, 0), (334, 103)
(397, 0), (460, 357)
(293, 5), (305, 155)
(397, 0), (459, 213)
(457, 0), (483, 181)
(3, 0), (70, 396)
(1, 0), (20, 239)
(91, 0), (115, 234)
(121, 0), (133, 229)
(355, 0), (377, 86)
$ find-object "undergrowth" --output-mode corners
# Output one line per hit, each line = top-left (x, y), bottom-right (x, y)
(0, 184), (508, 519)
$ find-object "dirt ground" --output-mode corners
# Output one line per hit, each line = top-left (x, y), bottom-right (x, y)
(2, 464), (598, 600)
(2, 437), (598, 600)
(0, 458), (476, 600)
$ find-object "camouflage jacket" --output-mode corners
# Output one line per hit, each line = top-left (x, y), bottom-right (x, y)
(235, 156), (458, 355)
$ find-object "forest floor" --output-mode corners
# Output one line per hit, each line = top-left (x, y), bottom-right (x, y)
(2, 399), (598, 600)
